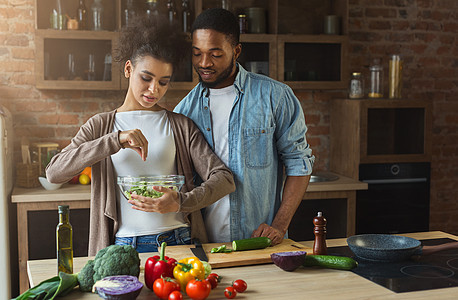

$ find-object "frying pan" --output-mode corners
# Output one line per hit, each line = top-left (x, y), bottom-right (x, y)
(347, 234), (458, 262)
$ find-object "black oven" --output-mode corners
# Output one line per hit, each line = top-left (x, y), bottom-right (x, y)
(356, 162), (430, 234)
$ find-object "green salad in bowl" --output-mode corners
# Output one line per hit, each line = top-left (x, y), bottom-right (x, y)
(117, 175), (185, 200)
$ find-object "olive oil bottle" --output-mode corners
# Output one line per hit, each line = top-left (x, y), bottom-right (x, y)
(56, 205), (73, 274)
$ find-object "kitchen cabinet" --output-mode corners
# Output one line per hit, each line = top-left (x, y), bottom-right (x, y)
(330, 99), (433, 236)
(330, 99), (433, 179)
(34, 0), (348, 90)
(11, 184), (90, 293)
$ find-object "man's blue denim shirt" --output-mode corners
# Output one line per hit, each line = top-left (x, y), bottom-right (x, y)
(174, 64), (315, 241)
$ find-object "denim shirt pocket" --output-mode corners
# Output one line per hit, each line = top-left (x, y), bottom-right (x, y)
(243, 126), (275, 168)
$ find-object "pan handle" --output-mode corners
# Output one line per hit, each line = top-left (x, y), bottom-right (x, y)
(421, 241), (458, 256)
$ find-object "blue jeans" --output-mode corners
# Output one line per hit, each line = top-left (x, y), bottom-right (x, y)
(115, 226), (191, 253)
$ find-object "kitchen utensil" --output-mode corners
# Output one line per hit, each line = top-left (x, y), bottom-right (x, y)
(190, 239), (208, 262)
(347, 234), (458, 262)
(117, 175), (185, 200)
(166, 239), (310, 269)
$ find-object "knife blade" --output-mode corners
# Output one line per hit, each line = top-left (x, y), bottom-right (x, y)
(190, 239), (208, 262)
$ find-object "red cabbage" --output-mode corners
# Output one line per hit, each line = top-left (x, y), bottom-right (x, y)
(93, 275), (143, 300)
(271, 251), (307, 271)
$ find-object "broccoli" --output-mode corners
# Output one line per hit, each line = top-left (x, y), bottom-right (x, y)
(77, 245), (140, 292)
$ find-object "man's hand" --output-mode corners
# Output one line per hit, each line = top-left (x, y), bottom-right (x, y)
(251, 223), (285, 246)
(119, 129), (148, 161)
(128, 186), (180, 213)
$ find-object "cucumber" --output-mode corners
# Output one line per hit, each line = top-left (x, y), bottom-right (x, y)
(303, 255), (357, 270)
(232, 237), (272, 251)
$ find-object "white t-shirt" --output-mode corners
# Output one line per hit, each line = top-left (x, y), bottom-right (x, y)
(204, 85), (236, 242)
(111, 110), (187, 237)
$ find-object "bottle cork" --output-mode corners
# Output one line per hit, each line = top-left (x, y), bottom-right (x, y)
(313, 211), (328, 255)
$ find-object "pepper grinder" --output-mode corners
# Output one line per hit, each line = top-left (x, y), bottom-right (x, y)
(313, 211), (328, 255)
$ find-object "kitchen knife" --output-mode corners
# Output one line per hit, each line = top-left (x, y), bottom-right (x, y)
(190, 239), (208, 262)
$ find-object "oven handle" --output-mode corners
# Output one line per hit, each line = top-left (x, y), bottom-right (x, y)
(362, 178), (428, 184)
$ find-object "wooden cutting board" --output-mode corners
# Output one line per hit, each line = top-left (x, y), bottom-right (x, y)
(164, 239), (311, 268)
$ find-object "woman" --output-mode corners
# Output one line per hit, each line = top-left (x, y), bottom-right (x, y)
(46, 16), (235, 255)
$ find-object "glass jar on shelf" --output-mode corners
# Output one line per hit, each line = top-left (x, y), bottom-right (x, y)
(348, 72), (364, 99)
(368, 58), (383, 98)
(124, 0), (136, 28)
(146, 0), (160, 18)
(91, 0), (104, 31)
(76, 0), (88, 30)
(389, 54), (403, 99)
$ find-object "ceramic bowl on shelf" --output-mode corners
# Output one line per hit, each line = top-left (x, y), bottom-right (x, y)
(117, 175), (185, 200)
(38, 176), (63, 191)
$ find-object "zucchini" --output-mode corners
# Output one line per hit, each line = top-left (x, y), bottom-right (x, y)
(232, 237), (272, 251)
(303, 255), (357, 270)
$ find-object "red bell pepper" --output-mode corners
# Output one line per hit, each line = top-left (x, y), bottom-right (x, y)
(145, 242), (177, 290)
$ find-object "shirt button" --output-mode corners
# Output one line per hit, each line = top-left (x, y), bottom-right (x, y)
(261, 130), (265, 133)
(207, 128), (211, 131)
(204, 107), (208, 110)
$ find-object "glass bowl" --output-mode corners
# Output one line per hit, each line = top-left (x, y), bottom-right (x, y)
(117, 175), (185, 200)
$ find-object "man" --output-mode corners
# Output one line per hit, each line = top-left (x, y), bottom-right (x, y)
(174, 8), (314, 245)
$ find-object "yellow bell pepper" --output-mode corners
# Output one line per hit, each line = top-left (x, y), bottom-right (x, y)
(173, 256), (206, 291)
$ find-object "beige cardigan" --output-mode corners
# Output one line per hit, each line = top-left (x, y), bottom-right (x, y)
(46, 109), (235, 256)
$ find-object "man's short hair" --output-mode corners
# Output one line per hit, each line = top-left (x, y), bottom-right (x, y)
(191, 8), (240, 46)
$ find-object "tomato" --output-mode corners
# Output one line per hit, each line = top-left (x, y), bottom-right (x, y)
(208, 273), (220, 280)
(168, 290), (183, 300)
(224, 286), (237, 299)
(186, 279), (211, 300)
(153, 277), (181, 300)
(232, 279), (247, 293)
(205, 275), (218, 289)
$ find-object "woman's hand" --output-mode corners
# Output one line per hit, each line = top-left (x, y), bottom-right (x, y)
(128, 186), (180, 213)
(119, 129), (148, 161)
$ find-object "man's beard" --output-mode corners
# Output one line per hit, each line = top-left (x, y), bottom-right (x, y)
(195, 57), (235, 89)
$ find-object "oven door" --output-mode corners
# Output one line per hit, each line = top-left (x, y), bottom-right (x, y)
(356, 162), (430, 234)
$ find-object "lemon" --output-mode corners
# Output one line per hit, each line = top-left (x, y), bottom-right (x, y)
(79, 174), (90, 185)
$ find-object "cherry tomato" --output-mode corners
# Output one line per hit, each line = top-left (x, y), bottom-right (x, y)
(208, 273), (220, 280)
(153, 277), (181, 300)
(205, 275), (218, 289)
(168, 290), (183, 300)
(232, 279), (247, 293)
(186, 279), (211, 300)
(224, 286), (237, 299)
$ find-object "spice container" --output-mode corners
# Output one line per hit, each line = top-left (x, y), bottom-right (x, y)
(349, 72), (364, 99)
(389, 54), (403, 99)
(245, 7), (266, 33)
(368, 58), (383, 98)
(238, 14), (247, 34)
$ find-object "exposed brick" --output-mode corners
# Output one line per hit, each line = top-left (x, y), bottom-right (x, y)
(369, 20), (391, 30)
(5, 34), (29, 47)
(0, 60), (34, 72)
(38, 114), (79, 125)
(10, 47), (34, 59)
(365, 8), (398, 18)
(9, 73), (35, 85)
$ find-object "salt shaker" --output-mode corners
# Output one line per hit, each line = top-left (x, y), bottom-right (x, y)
(313, 211), (328, 255)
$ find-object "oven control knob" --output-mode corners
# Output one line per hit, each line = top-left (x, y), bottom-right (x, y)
(390, 164), (400, 175)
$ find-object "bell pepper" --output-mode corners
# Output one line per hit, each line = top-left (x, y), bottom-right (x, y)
(144, 242), (177, 290)
(173, 256), (206, 291)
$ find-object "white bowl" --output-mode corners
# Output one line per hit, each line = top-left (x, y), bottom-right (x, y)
(38, 177), (63, 191)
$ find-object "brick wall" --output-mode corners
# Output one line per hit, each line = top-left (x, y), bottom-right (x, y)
(0, 0), (456, 250)
(346, 0), (458, 234)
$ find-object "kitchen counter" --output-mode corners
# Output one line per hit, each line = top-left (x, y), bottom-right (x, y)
(13, 172), (367, 293)
(27, 231), (458, 299)
(12, 171), (365, 203)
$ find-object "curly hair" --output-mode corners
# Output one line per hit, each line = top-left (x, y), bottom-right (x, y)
(114, 15), (189, 73)
(191, 8), (239, 46)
